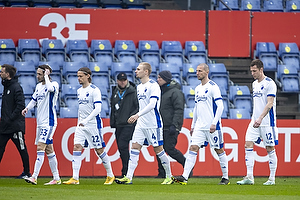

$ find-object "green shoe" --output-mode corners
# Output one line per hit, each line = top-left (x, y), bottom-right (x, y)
(161, 177), (174, 185)
(114, 176), (132, 184)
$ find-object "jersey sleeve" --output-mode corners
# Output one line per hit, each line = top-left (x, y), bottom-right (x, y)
(267, 80), (277, 97)
(93, 87), (102, 104)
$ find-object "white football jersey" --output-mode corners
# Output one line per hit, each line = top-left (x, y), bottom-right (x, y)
(192, 80), (223, 130)
(252, 76), (277, 127)
(32, 81), (59, 126)
(136, 79), (162, 128)
(77, 84), (103, 128)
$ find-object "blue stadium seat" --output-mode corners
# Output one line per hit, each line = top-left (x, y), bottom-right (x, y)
(182, 63), (197, 82)
(101, 98), (109, 118)
(114, 40), (137, 69)
(99, 85), (109, 99)
(111, 62), (134, 83)
(222, 97), (229, 119)
(277, 65), (300, 92)
(90, 40), (113, 68)
(9, 0), (30, 7)
(138, 40), (160, 71)
(18, 39), (41, 67)
(254, 42), (278, 71)
(278, 42), (300, 71)
(77, 0), (99, 8)
(159, 63), (181, 85)
(63, 62), (85, 85)
(286, 0), (300, 12)
(185, 41), (207, 69)
(208, 63), (229, 91)
(229, 108), (251, 119)
(14, 61), (36, 75)
(60, 107), (78, 118)
(19, 75), (36, 97)
(229, 85), (252, 112)
(184, 108), (194, 119)
(263, 0), (284, 12)
(57, 0), (78, 7)
(218, 0), (240, 10)
(61, 84), (80, 107)
(101, 0), (123, 8)
(182, 85), (195, 108)
(0, 39), (16, 65)
(89, 62), (110, 89)
(42, 39), (66, 67)
(241, 0), (261, 11)
(66, 40), (90, 66)
(122, 0), (148, 9)
(161, 41), (184, 69)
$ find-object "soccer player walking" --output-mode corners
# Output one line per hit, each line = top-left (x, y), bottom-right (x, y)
(22, 64), (61, 185)
(63, 67), (114, 185)
(115, 62), (173, 185)
(172, 63), (230, 185)
(237, 59), (278, 186)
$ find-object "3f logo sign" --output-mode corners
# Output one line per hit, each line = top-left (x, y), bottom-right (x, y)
(39, 13), (90, 44)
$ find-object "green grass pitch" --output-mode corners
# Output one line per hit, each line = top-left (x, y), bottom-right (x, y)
(0, 177), (299, 200)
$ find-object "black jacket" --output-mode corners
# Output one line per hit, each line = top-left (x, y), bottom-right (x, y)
(160, 80), (185, 131)
(0, 76), (25, 134)
(110, 81), (139, 128)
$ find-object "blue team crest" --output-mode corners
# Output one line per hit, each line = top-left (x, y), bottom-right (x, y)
(205, 89), (208, 93)
(45, 88), (47, 92)
(86, 92), (89, 97)
(261, 86), (264, 90)
(144, 88), (147, 93)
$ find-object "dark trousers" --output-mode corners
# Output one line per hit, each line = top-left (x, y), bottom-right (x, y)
(115, 125), (135, 177)
(156, 129), (186, 177)
(0, 131), (30, 175)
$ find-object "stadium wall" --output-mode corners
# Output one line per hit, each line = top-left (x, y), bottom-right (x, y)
(0, 118), (299, 177)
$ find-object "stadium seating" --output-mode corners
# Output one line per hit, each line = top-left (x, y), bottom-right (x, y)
(89, 62), (110, 89)
(101, 0), (123, 9)
(66, 40), (90, 66)
(229, 108), (251, 119)
(184, 41), (207, 69)
(182, 85), (195, 108)
(278, 42), (300, 71)
(263, 0), (284, 12)
(254, 42), (278, 71)
(229, 85), (252, 113)
(61, 84), (79, 107)
(19, 75), (36, 96)
(122, 0), (148, 9)
(42, 39), (66, 67)
(62, 61), (85, 86)
(208, 63), (229, 92)
(159, 63), (181, 84)
(18, 39), (41, 67)
(277, 64), (300, 92)
(138, 40), (160, 71)
(76, 0), (99, 8)
(184, 108), (194, 119)
(0, 39), (16, 65)
(90, 40), (114, 68)
(286, 0), (300, 12)
(14, 61), (36, 75)
(218, 0), (239, 10)
(60, 107), (78, 118)
(114, 40), (137, 70)
(240, 0), (261, 11)
(161, 41), (184, 69)
(101, 98), (110, 118)
(111, 62), (134, 83)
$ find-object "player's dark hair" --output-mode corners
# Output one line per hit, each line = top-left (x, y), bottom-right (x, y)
(250, 59), (264, 69)
(1, 64), (16, 78)
(78, 67), (92, 83)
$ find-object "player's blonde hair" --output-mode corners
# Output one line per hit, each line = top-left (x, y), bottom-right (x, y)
(139, 62), (152, 76)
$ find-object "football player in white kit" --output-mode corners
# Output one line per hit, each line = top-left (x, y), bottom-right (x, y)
(115, 62), (173, 185)
(237, 59), (278, 186)
(63, 67), (114, 185)
(172, 63), (230, 185)
(22, 64), (61, 185)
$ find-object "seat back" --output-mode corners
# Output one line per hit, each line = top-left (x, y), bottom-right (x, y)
(255, 42), (278, 71)
(111, 62), (134, 82)
(161, 41), (183, 67)
(182, 85), (195, 108)
(229, 108), (251, 119)
(218, 0), (239, 10)
(60, 107), (78, 118)
(63, 62), (85, 85)
(185, 41), (207, 67)
(90, 40), (113, 64)
(229, 85), (251, 102)
(42, 39), (65, 67)
(15, 61), (36, 75)
(18, 39), (41, 67)
(241, 0), (261, 11)
(0, 39), (16, 65)
(184, 108), (194, 119)
(66, 40), (89, 65)
(263, 0), (284, 12)
(158, 63), (181, 84)
(286, 0), (300, 12)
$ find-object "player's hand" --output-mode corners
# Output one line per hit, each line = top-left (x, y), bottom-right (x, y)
(128, 114), (139, 124)
(45, 69), (50, 76)
(210, 124), (216, 133)
(190, 128), (194, 136)
(21, 108), (28, 116)
(253, 118), (262, 128)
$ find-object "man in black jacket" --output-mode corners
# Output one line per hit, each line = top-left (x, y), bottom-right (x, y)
(0, 64), (31, 178)
(156, 70), (186, 178)
(110, 72), (139, 177)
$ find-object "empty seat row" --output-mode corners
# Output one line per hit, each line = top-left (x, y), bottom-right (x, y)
(0, 0), (149, 9)
(184, 107), (251, 119)
(216, 0), (300, 12)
